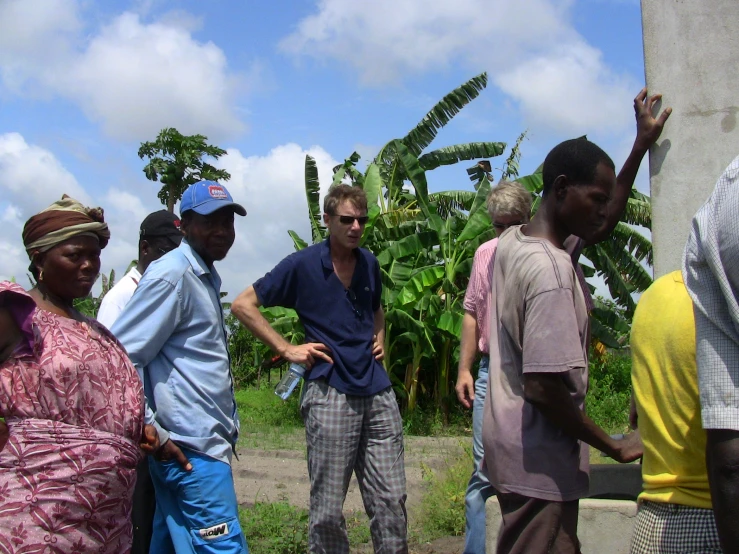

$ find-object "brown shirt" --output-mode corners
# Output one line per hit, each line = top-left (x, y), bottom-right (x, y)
(482, 227), (590, 502)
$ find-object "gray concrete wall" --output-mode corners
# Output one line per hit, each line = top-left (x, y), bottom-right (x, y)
(642, 0), (739, 277)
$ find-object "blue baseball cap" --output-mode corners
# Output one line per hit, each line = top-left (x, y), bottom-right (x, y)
(180, 180), (246, 217)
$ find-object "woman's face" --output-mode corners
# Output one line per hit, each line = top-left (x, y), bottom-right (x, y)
(35, 235), (101, 301)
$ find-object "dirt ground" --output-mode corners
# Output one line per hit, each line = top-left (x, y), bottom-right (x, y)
(233, 435), (469, 553)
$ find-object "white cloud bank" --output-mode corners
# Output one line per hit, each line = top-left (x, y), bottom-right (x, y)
(280, 0), (639, 136)
(0, 0), (247, 140)
(0, 133), (339, 297)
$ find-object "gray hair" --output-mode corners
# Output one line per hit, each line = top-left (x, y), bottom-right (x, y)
(486, 180), (533, 221)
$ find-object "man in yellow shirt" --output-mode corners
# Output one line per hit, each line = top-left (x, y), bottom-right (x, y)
(630, 270), (720, 553)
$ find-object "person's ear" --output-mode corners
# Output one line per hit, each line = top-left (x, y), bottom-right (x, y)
(31, 251), (45, 280)
(323, 213), (331, 226)
(553, 175), (569, 201)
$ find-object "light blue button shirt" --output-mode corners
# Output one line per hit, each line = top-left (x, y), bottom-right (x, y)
(112, 240), (239, 464)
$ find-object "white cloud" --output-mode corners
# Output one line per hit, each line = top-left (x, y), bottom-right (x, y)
(0, 132), (92, 281)
(0, 133), (341, 299)
(0, 132), (91, 212)
(0, 3), (248, 140)
(280, 0), (638, 136)
(495, 42), (636, 135)
(0, 0), (80, 93)
(214, 143), (340, 294)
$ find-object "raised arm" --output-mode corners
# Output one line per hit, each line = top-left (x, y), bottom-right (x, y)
(587, 88), (672, 245)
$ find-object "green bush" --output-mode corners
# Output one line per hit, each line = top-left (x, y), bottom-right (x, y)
(587, 352), (632, 434)
(240, 503), (308, 554)
(413, 444), (471, 542)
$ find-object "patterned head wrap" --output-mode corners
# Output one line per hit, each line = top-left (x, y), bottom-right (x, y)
(22, 195), (110, 259)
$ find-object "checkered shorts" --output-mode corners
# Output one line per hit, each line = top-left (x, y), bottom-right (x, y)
(630, 500), (721, 553)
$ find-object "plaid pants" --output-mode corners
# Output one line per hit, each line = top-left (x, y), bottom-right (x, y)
(630, 500), (721, 553)
(301, 380), (408, 554)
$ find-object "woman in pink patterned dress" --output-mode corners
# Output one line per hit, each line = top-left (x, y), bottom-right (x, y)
(0, 196), (157, 554)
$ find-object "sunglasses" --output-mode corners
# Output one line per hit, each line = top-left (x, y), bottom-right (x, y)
(346, 289), (364, 318)
(333, 214), (369, 226)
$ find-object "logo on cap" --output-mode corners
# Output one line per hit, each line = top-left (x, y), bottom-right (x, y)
(208, 185), (228, 200)
(173, 219), (181, 230)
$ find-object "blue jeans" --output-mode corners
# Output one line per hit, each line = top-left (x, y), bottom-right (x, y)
(464, 356), (496, 554)
(148, 448), (249, 554)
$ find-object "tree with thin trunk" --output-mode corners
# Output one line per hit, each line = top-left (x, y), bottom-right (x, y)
(138, 128), (231, 212)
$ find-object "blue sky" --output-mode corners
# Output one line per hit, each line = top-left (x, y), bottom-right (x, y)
(0, 0), (649, 297)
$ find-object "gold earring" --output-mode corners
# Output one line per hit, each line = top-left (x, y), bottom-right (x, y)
(39, 269), (44, 282)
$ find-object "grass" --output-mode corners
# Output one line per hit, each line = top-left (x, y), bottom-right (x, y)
(235, 383), (305, 451)
(239, 503), (371, 553)
(411, 445), (472, 544)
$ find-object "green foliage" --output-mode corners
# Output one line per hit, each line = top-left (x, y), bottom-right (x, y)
(138, 128), (231, 212)
(234, 384), (303, 429)
(402, 404), (471, 437)
(586, 352), (632, 434)
(413, 445), (471, 542)
(239, 503), (309, 554)
(238, 503), (370, 554)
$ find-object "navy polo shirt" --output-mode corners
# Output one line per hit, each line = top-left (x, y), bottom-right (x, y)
(253, 238), (391, 396)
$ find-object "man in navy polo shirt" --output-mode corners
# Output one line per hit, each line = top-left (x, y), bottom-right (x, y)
(232, 184), (407, 553)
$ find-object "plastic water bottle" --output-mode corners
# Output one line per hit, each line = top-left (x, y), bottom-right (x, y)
(274, 363), (305, 400)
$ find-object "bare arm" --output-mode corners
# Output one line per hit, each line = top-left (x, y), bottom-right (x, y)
(455, 312), (478, 409)
(524, 373), (642, 463)
(587, 88), (672, 245)
(231, 286), (332, 368)
(706, 429), (739, 552)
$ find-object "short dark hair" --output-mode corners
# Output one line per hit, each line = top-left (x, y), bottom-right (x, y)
(323, 184), (368, 215)
(542, 139), (615, 196)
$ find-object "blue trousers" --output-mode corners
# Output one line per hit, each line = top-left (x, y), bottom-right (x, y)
(464, 356), (496, 554)
(148, 447), (249, 554)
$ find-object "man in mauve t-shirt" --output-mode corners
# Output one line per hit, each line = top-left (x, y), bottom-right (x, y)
(482, 88), (671, 554)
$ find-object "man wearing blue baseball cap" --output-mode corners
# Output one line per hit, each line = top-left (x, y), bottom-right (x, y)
(112, 180), (249, 554)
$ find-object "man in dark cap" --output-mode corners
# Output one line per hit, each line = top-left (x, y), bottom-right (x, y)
(98, 209), (182, 328)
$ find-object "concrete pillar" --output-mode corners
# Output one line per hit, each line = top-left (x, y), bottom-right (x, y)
(642, 0), (739, 277)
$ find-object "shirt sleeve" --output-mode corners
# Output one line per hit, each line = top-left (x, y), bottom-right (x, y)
(522, 288), (587, 374)
(110, 277), (181, 444)
(683, 154), (739, 431)
(253, 255), (299, 309)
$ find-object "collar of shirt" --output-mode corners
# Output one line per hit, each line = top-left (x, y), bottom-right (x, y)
(179, 239), (222, 292)
(320, 237), (363, 279)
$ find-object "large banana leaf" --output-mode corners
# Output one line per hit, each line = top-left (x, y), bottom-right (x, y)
(392, 139), (430, 214)
(402, 72), (488, 157)
(395, 266), (445, 307)
(418, 142), (506, 171)
(456, 176), (492, 243)
(429, 190), (476, 216)
(363, 163), (382, 208)
(304, 155), (324, 243)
